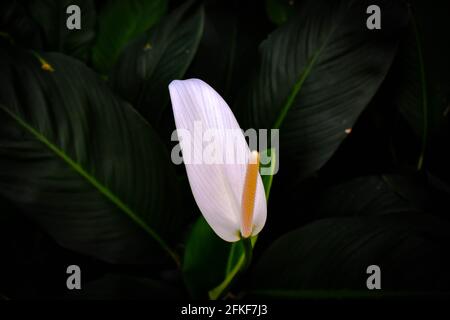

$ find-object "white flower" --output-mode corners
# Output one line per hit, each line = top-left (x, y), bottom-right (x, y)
(169, 79), (267, 242)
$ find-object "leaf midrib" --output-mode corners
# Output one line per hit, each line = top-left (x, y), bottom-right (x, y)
(272, 6), (347, 129)
(0, 104), (178, 264)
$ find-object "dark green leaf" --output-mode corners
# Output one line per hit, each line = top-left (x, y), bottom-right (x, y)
(28, 0), (96, 61)
(0, 1), (43, 49)
(240, 0), (408, 180)
(250, 214), (450, 296)
(0, 48), (181, 264)
(265, 0), (297, 25)
(186, 2), (270, 108)
(315, 175), (427, 218)
(182, 217), (235, 298)
(92, 0), (167, 73)
(427, 171), (450, 197)
(111, 1), (204, 125)
(393, 16), (427, 146)
(390, 7), (449, 170)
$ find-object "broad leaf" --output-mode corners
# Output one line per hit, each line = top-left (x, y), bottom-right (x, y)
(390, 7), (449, 170)
(240, 0), (408, 180)
(182, 217), (235, 298)
(314, 175), (429, 218)
(0, 47), (181, 264)
(92, 0), (167, 73)
(250, 214), (450, 297)
(28, 0), (96, 61)
(111, 1), (204, 125)
(393, 17), (427, 148)
(265, 0), (297, 26)
(0, 1), (43, 49)
(186, 2), (270, 108)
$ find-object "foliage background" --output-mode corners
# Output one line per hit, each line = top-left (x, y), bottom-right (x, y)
(0, 0), (449, 299)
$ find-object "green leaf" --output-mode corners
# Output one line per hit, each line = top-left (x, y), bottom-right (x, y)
(260, 147), (277, 199)
(111, 1), (204, 125)
(396, 17), (427, 171)
(208, 238), (256, 300)
(265, 0), (297, 25)
(0, 48), (181, 264)
(391, 7), (450, 171)
(182, 217), (233, 298)
(240, 0), (408, 180)
(249, 214), (450, 296)
(426, 171), (450, 197)
(0, 2), (43, 49)
(314, 175), (428, 218)
(186, 4), (268, 108)
(182, 216), (250, 300)
(92, 0), (167, 73)
(28, 0), (96, 61)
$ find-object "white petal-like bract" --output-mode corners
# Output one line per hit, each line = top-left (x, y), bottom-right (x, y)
(169, 79), (267, 241)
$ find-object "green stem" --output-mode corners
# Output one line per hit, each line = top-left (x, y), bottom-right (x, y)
(208, 253), (245, 300)
(209, 237), (256, 300)
(241, 237), (253, 271)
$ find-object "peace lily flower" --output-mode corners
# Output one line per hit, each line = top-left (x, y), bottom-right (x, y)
(169, 79), (267, 242)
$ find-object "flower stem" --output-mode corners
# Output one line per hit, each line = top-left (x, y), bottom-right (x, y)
(242, 237), (253, 271)
(208, 237), (256, 300)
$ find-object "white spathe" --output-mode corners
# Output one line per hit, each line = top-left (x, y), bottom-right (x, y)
(169, 79), (267, 242)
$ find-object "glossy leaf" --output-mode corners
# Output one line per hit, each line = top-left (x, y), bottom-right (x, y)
(111, 1), (204, 125)
(240, 0), (408, 180)
(182, 217), (233, 298)
(390, 7), (449, 170)
(265, 0), (297, 25)
(393, 17), (427, 152)
(314, 175), (428, 218)
(28, 0), (96, 61)
(0, 1), (43, 49)
(186, 2), (270, 108)
(0, 48), (181, 264)
(250, 214), (450, 296)
(92, 0), (167, 73)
